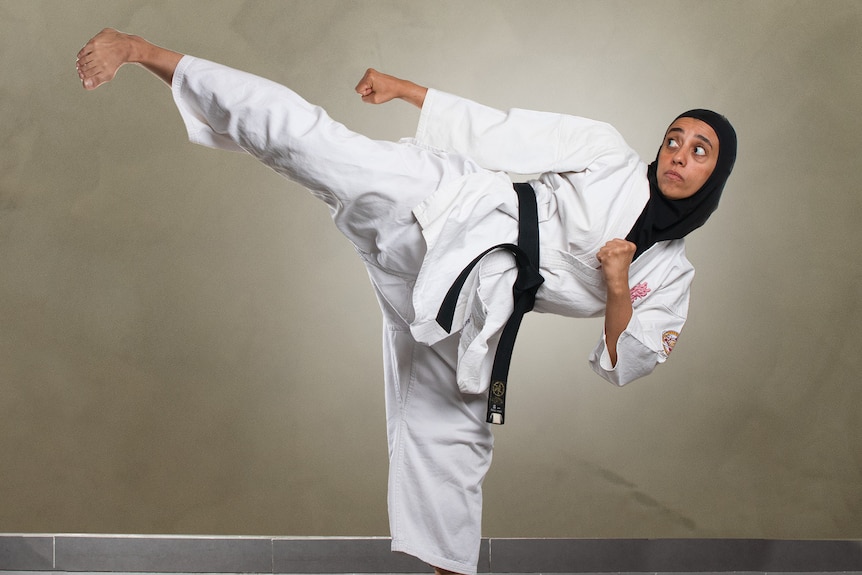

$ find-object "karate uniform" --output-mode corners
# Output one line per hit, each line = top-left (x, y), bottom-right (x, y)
(171, 56), (693, 574)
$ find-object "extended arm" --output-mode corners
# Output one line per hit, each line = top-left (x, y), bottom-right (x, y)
(411, 89), (631, 176)
(77, 28), (183, 89)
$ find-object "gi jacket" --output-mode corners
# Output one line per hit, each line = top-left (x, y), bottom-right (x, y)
(407, 90), (693, 392)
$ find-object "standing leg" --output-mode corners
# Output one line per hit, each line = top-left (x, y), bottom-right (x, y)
(369, 267), (493, 575)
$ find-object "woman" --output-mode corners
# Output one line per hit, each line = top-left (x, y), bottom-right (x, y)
(76, 28), (736, 575)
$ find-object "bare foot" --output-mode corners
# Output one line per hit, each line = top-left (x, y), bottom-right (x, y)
(76, 28), (137, 90)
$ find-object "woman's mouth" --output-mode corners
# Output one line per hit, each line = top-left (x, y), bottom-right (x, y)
(664, 170), (683, 182)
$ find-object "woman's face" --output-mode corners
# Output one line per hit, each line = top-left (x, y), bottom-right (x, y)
(656, 117), (719, 199)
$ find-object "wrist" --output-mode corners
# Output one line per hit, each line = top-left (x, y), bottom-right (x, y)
(401, 80), (427, 108)
(127, 34), (149, 64)
(604, 277), (630, 297)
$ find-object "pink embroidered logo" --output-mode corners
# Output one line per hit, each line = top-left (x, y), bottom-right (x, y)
(630, 282), (651, 303)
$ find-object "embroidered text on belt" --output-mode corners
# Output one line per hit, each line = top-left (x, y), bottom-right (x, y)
(435, 182), (544, 425)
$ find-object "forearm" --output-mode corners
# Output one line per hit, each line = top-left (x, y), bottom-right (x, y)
(397, 78), (428, 108)
(603, 282), (633, 367)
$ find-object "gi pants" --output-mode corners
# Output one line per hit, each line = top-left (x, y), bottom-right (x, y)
(172, 56), (494, 574)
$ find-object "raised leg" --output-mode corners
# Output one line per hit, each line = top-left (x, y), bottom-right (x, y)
(78, 30), (492, 574)
(169, 55), (483, 278)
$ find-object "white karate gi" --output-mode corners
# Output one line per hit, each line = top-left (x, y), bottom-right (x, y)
(171, 56), (693, 574)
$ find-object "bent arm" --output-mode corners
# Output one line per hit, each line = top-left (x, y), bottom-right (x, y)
(590, 242), (693, 387)
(596, 239), (636, 367)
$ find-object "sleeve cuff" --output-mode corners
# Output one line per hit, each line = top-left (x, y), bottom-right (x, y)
(589, 329), (661, 387)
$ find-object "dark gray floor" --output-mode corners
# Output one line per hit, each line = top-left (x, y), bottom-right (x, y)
(1, 535), (862, 573)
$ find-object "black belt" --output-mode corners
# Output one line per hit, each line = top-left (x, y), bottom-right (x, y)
(435, 182), (544, 425)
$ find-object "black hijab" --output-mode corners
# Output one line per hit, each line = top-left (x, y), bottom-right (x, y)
(626, 109), (737, 259)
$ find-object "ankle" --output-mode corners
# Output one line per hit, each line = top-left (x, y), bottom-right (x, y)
(126, 34), (150, 65)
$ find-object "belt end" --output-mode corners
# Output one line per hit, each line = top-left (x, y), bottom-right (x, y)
(487, 380), (506, 425)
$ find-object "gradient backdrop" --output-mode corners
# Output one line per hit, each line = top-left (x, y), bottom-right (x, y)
(1, 0), (860, 539)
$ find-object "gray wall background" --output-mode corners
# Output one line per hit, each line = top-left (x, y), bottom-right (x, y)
(1, 0), (860, 539)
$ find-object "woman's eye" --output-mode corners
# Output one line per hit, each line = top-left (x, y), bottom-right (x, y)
(694, 146), (706, 156)
(667, 138), (678, 148)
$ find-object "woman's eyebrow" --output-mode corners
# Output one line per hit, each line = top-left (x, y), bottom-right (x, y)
(694, 133), (714, 149)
